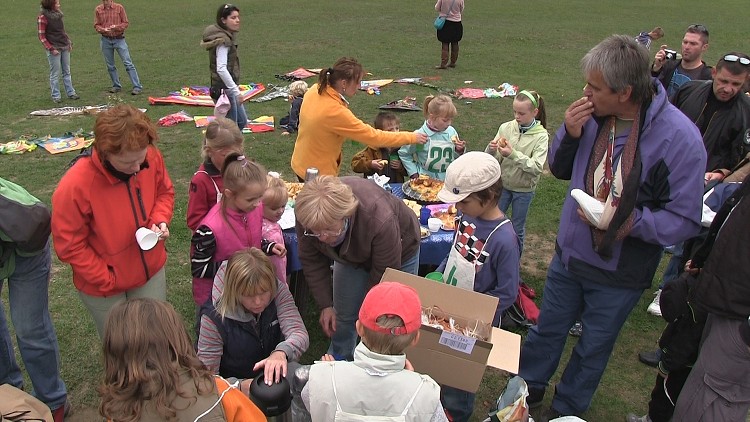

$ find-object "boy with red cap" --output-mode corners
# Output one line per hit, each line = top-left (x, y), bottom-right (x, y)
(302, 281), (448, 421)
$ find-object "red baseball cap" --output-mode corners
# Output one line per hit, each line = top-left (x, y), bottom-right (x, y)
(359, 282), (422, 335)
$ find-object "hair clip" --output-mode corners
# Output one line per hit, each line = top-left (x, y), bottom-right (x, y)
(325, 67), (334, 76)
(237, 155), (246, 161)
(268, 171), (280, 178)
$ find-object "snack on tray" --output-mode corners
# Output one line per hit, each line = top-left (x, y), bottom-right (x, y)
(450, 135), (459, 144)
(378, 159), (388, 166)
(402, 199), (421, 216)
(498, 137), (508, 148)
(432, 205), (458, 230)
(408, 176), (444, 202)
(285, 182), (304, 201)
(420, 226), (430, 238)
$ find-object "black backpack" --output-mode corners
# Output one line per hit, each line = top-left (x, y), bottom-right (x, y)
(0, 177), (51, 254)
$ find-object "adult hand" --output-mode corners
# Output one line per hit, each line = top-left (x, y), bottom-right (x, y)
(319, 307), (337, 337)
(652, 45), (668, 72)
(51, 49), (60, 56)
(684, 260), (701, 275)
(704, 171), (725, 184)
(151, 223), (170, 240)
(414, 132), (428, 144)
(370, 159), (385, 171)
(564, 97), (594, 139)
(272, 243), (287, 257)
(576, 207), (596, 227)
(253, 350), (288, 384)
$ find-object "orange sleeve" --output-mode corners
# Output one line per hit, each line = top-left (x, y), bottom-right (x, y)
(215, 377), (266, 421)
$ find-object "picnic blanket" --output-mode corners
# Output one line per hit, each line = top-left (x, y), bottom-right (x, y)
(30, 104), (111, 117)
(148, 84), (264, 106)
(455, 83), (518, 99)
(250, 84), (290, 103)
(194, 115), (275, 133)
(0, 139), (37, 154)
(379, 97), (422, 111)
(157, 110), (193, 127)
(39, 135), (94, 154)
(275, 67), (319, 81)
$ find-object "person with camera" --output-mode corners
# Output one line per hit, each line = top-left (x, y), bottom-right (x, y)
(651, 24), (712, 99)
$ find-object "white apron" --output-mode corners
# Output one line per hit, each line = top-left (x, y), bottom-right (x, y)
(330, 365), (425, 422)
(443, 218), (511, 291)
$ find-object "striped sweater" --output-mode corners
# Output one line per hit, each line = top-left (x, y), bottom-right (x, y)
(197, 261), (309, 372)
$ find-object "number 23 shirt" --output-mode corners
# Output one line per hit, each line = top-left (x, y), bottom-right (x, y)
(399, 122), (462, 181)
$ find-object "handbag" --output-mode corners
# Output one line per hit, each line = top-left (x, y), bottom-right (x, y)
(0, 384), (54, 422)
(214, 89), (231, 118)
(433, 0), (457, 30)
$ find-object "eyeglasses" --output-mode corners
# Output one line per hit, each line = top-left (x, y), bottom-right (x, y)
(687, 24), (709, 36)
(723, 54), (750, 66)
(303, 220), (347, 238)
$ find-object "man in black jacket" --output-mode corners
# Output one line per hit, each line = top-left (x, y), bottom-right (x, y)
(651, 24), (711, 99)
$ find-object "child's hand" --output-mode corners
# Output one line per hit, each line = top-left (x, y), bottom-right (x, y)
(272, 243), (287, 257)
(281, 131), (291, 136)
(487, 138), (499, 154)
(498, 139), (513, 157)
(320, 354), (336, 362)
(453, 138), (466, 153)
(390, 159), (402, 170)
(370, 159), (386, 171)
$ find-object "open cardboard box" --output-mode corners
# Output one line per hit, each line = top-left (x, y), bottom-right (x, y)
(382, 268), (521, 392)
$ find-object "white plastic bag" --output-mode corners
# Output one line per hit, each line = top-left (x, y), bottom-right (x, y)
(214, 90), (231, 118)
(484, 376), (529, 422)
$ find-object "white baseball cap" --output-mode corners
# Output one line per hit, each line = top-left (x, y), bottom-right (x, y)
(438, 151), (501, 203)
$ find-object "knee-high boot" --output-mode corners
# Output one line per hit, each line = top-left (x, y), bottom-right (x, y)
(448, 43), (459, 68)
(436, 43), (449, 69)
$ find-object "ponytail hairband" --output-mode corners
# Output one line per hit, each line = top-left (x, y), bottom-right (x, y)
(268, 171), (280, 178)
(518, 90), (539, 108)
(325, 67), (334, 76)
(237, 155), (250, 167)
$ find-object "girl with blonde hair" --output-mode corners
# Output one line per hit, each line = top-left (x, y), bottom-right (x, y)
(198, 248), (308, 394)
(261, 173), (289, 282)
(190, 153), (286, 307)
(399, 94), (465, 180)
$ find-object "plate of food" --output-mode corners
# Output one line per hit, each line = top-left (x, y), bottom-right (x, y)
(419, 226), (430, 238)
(402, 175), (444, 204)
(285, 182), (304, 202)
(432, 204), (458, 231)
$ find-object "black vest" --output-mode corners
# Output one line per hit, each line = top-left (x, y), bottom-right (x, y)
(200, 300), (281, 379)
(40, 10), (69, 50)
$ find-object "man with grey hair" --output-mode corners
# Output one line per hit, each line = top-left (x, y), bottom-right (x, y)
(518, 35), (707, 421)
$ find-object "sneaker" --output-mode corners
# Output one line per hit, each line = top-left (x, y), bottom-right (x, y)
(131, 87), (142, 95)
(527, 386), (545, 409)
(568, 321), (583, 337)
(647, 289), (662, 316)
(108, 87), (121, 93)
(52, 98), (62, 103)
(638, 349), (661, 368)
(68, 94), (79, 100)
(625, 413), (652, 422)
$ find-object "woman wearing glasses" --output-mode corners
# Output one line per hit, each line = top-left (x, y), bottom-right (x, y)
(294, 176), (421, 361)
(201, 4), (247, 130)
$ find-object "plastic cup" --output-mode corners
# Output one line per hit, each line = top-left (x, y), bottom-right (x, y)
(427, 218), (442, 233)
(135, 227), (160, 251)
(425, 272), (444, 282)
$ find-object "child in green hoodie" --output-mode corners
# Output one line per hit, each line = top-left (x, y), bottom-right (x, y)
(485, 90), (549, 253)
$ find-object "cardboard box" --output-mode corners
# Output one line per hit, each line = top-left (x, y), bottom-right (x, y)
(381, 268), (521, 392)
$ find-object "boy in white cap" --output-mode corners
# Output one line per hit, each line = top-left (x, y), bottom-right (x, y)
(436, 151), (521, 422)
(302, 281), (448, 421)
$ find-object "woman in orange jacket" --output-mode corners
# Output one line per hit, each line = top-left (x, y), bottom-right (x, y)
(51, 104), (174, 338)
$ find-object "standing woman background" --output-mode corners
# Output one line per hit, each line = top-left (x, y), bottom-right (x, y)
(38, 0), (79, 103)
(434, 0), (464, 69)
(201, 4), (247, 130)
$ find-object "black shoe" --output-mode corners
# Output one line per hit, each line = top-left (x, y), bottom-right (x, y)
(527, 386), (545, 409)
(108, 87), (121, 93)
(533, 406), (563, 422)
(68, 94), (80, 100)
(638, 349), (661, 368)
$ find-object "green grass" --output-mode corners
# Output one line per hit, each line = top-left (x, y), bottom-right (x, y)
(1, 0), (747, 420)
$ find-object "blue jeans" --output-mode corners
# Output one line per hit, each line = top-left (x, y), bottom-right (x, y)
(659, 241), (684, 288)
(0, 244), (67, 410)
(498, 189), (534, 253)
(46, 49), (75, 100)
(329, 249), (420, 361)
(100, 37), (142, 90)
(227, 92), (248, 131)
(441, 386), (475, 422)
(519, 254), (643, 415)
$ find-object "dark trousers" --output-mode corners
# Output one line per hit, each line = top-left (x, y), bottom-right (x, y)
(647, 367), (691, 422)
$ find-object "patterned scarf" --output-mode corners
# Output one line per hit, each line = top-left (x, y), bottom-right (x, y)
(584, 103), (648, 258)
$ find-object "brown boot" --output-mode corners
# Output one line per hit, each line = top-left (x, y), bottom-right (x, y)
(436, 44), (449, 69)
(448, 43), (459, 68)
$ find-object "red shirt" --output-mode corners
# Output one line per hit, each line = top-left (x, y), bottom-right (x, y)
(94, 2), (129, 37)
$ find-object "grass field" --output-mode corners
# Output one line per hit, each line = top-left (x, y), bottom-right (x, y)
(1, 0), (748, 420)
